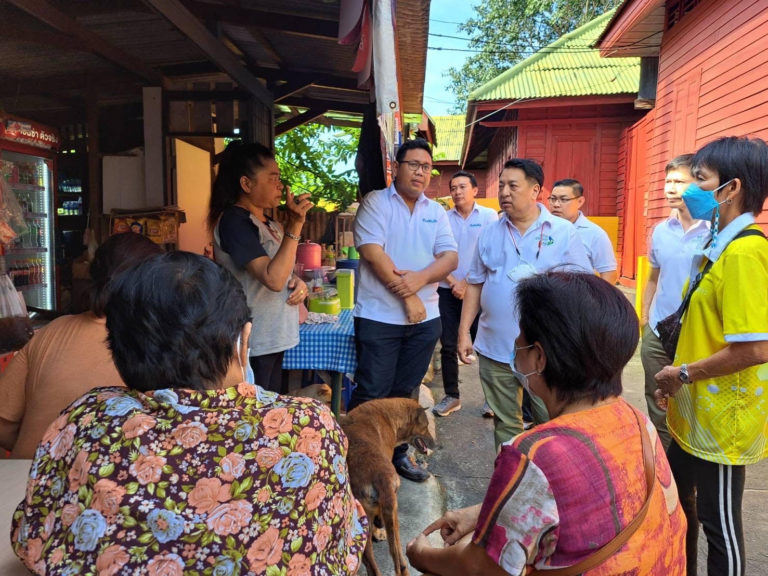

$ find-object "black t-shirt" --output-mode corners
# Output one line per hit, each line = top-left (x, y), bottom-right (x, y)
(217, 206), (268, 268)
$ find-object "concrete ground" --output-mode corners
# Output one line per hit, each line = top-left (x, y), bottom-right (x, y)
(371, 301), (768, 575)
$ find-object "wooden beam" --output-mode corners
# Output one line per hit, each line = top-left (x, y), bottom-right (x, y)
(273, 80), (316, 102)
(145, 0), (273, 108)
(480, 116), (641, 128)
(275, 107), (328, 136)
(278, 97), (367, 114)
(185, 1), (338, 40)
(165, 89), (251, 101)
(7, 0), (164, 85)
(473, 95), (636, 112)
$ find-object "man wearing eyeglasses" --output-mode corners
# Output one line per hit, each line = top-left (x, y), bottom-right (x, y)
(548, 179), (618, 284)
(351, 138), (458, 482)
(458, 159), (591, 449)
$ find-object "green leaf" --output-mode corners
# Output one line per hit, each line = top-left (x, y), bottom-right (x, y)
(218, 446), (227, 458)
(299, 414), (310, 427)
(137, 532), (154, 544)
(125, 482), (140, 495)
(290, 537), (303, 553)
(98, 463), (115, 477)
(147, 483), (155, 495)
(169, 444), (184, 456)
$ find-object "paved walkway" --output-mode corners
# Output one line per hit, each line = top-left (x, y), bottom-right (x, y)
(373, 327), (768, 575)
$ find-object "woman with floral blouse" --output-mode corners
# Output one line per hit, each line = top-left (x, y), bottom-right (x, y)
(11, 251), (367, 575)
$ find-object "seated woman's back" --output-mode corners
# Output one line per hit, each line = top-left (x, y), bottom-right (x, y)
(476, 398), (686, 574)
(0, 233), (162, 458)
(13, 383), (366, 575)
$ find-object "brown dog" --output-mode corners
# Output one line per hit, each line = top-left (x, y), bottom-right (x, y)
(341, 398), (435, 576)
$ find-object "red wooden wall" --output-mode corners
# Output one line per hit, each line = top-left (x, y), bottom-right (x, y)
(479, 103), (637, 215)
(642, 0), (768, 233)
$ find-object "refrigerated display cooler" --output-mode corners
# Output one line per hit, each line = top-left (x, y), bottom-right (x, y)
(0, 114), (60, 312)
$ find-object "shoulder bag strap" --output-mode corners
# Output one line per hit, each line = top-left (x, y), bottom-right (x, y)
(673, 227), (765, 323)
(528, 408), (655, 576)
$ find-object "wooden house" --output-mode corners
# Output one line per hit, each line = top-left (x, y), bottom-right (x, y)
(597, 0), (768, 282)
(460, 8), (643, 236)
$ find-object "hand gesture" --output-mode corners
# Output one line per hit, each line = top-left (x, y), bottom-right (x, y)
(451, 279), (468, 300)
(457, 332), (475, 364)
(388, 268), (427, 299)
(654, 365), (683, 397)
(285, 187), (313, 223)
(404, 295), (426, 324)
(286, 277), (308, 306)
(415, 506), (479, 548)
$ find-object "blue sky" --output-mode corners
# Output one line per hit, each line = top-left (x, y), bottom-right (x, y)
(423, 0), (478, 116)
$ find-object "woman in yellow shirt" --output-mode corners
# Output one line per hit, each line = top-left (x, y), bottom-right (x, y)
(656, 136), (768, 576)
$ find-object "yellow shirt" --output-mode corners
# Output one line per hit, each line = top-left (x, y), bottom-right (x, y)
(668, 226), (768, 465)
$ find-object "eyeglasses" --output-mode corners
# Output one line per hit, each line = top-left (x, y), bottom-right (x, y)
(548, 196), (577, 205)
(401, 160), (433, 174)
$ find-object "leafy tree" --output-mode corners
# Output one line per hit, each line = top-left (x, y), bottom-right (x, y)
(445, 0), (622, 111)
(275, 124), (360, 210)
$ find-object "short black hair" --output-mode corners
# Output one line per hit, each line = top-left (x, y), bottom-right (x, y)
(516, 271), (638, 405)
(449, 170), (478, 188)
(208, 140), (275, 230)
(552, 178), (584, 197)
(395, 138), (432, 163)
(90, 233), (164, 317)
(502, 158), (544, 188)
(692, 136), (768, 215)
(106, 252), (251, 392)
(665, 154), (694, 174)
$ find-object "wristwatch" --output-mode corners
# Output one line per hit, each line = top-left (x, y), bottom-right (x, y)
(679, 364), (692, 384)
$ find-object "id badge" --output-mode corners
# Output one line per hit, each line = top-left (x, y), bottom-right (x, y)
(507, 263), (537, 282)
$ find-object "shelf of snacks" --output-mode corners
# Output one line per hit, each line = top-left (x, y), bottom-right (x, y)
(107, 207), (186, 245)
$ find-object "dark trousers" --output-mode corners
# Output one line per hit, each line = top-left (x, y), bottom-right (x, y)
(667, 440), (746, 576)
(351, 316), (441, 458)
(249, 351), (285, 393)
(437, 287), (478, 398)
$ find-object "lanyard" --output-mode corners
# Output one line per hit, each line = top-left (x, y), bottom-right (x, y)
(508, 221), (545, 261)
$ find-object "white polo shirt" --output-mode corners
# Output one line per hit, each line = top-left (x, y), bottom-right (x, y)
(648, 216), (710, 334)
(573, 212), (617, 274)
(439, 203), (499, 288)
(353, 184), (457, 325)
(467, 204), (592, 363)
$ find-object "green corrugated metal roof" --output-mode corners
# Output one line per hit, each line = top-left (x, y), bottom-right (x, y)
(469, 9), (640, 102)
(431, 115), (464, 162)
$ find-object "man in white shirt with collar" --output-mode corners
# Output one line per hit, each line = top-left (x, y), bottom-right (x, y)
(433, 171), (498, 418)
(351, 138), (458, 482)
(548, 178), (618, 284)
(640, 154), (709, 449)
(458, 158), (591, 449)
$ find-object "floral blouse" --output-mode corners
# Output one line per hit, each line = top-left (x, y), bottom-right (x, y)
(12, 383), (368, 575)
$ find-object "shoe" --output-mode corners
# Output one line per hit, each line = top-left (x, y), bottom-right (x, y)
(433, 395), (461, 417)
(482, 401), (495, 418)
(393, 454), (430, 483)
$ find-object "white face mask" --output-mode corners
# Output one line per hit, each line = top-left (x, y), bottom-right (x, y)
(236, 334), (255, 385)
(509, 343), (538, 393)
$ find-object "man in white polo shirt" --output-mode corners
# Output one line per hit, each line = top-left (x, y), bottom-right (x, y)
(433, 170), (498, 418)
(548, 178), (618, 284)
(351, 138), (458, 482)
(640, 154), (709, 449)
(458, 158), (591, 449)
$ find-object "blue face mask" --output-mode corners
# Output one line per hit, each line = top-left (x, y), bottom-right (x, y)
(509, 343), (537, 393)
(682, 179), (733, 221)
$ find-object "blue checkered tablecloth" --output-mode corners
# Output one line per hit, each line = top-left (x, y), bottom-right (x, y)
(282, 309), (357, 374)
